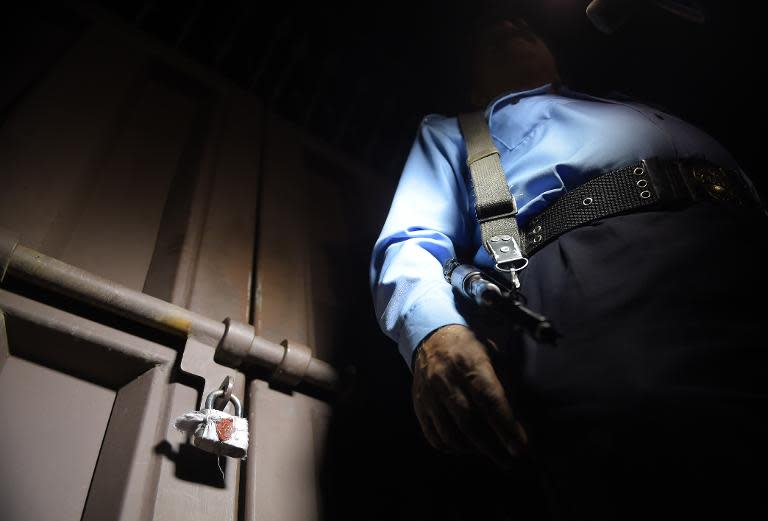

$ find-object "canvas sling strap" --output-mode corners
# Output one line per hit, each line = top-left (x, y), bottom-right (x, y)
(457, 111), (528, 288)
(459, 112), (765, 273)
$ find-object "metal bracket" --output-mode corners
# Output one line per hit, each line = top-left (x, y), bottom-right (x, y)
(272, 339), (313, 387)
(486, 234), (527, 270)
(215, 318), (316, 390)
(180, 325), (239, 411)
(0, 231), (337, 393)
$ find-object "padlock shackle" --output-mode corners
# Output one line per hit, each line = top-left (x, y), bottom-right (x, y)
(205, 389), (243, 417)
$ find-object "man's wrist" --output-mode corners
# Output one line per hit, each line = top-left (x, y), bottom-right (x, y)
(412, 324), (470, 370)
(411, 344), (423, 370)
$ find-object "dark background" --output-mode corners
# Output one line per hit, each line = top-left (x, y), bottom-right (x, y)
(2, 1), (764, 520)
(34, 0), (764, 196)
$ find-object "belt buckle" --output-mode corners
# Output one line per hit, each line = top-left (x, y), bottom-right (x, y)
(688, 160), (734, 202)
(678, 157), (754, 208)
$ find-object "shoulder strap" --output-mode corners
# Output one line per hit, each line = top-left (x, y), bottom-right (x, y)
(457, 111), (527, 286)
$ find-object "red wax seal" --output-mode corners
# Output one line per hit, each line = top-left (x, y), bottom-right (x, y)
(216, 418), (234, 441)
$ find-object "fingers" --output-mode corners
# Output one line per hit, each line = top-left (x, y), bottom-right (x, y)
(441, 386), (517, 468)
(462, 363), (526, 456)
(416, 382), (507, 460)
(411, 324), (528, 469)
(429, 403), (473, 454)
(416, 409), (450, 453)
(415, 387), (472, 454)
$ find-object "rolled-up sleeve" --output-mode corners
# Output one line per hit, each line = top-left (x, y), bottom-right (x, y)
(369, 115), (471, 369)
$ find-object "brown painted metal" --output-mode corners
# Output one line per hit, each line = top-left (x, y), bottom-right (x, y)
(0, 228), (19, 283)
(245, 379), (331, 521)
(4, 241), (338, 392)
(0, 2), (377, 520)
(0, 11), (252, 517)
(0, 312), (8, 375)
(0, 289), (176, 521)
(242, 111), (344, 521)
(8, 243), (226, 341)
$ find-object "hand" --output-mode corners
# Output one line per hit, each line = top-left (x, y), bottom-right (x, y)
(412, 324), (528, 469)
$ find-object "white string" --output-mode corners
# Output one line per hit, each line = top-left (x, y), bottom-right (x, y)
(217, 455), (225, 481)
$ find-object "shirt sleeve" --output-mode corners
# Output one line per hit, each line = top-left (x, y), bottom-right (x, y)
(369, 115), (472, 370)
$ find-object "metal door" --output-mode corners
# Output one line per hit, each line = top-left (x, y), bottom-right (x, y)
(0, 4), (351, 520)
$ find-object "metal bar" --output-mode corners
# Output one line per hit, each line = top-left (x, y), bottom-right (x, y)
(2, 242), (339, 391)
(0, 288), (175, 368)
(9, 244), (225, 341)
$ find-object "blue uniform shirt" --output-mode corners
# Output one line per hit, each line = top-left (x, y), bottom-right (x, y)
(369, 83), (746, 369)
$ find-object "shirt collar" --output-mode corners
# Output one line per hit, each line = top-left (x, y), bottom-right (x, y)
(483, 82), (559, 120)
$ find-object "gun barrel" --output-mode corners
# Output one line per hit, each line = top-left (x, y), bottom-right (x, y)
(444, 259), (560, 346)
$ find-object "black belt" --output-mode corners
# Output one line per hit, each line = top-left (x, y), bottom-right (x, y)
(521, 157), (763, 257)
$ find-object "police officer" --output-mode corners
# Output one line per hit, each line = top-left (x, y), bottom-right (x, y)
(370, 7), (768, 520)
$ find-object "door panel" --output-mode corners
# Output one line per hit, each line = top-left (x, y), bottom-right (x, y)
(246, 380), (330, 521)
(0, 290), (176, 521)
(0, 9), (255, 518)
(184, 91), (261, 320)
(0, 27), (216, 291)
(0, 3), (367, 520)
(55, 69), (199, 289)
(0, 355), (115, 521)
(0, 28), (146, 260)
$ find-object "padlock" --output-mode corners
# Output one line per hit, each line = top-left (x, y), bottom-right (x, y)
(174, 388), (249, 459)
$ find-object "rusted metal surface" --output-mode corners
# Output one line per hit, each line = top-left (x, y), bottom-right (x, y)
(217, 418), (234, 441)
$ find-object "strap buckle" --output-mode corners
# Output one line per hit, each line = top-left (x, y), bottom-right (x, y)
(487, 234), (529, 283)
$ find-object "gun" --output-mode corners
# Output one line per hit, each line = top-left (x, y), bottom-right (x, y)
(443, 258), (560, 346)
